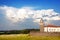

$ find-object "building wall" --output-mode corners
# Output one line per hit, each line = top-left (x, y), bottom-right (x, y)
(44, 27), (60, 32)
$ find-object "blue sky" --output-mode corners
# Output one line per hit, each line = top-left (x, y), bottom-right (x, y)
(0, 0), (60, 12)
(0, 0), (60, 30)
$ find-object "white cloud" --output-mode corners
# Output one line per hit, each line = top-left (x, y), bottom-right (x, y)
(0, 6), (60, 30)
(0, 6), (60, 23)
(0, 6), (30, 22)
(33, 9), (60, 23)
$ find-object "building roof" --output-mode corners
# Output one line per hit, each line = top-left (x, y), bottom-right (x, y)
(45, 24), (60, 27)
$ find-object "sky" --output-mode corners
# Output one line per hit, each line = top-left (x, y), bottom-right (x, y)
(0, 0), (60, 30)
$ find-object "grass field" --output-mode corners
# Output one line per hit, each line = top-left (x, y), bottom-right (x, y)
(0, 34), (60, 40)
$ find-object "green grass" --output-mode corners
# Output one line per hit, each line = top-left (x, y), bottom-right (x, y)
(0, 34), (60, 40)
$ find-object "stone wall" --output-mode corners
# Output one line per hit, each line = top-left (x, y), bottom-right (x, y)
(29, 31), (60, 36)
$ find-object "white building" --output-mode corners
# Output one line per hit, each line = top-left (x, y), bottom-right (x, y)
(40, 18), (60, 32)
(44, 25), (60, 32)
